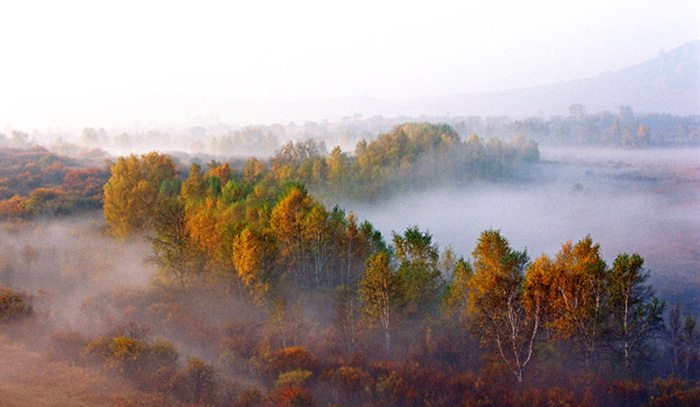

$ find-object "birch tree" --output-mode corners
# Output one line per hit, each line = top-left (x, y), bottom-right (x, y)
(548, 237), (609, 364)
(467, 230), (539, 385)
(608, 253), (664, 369)
(360, 252), (401, 353)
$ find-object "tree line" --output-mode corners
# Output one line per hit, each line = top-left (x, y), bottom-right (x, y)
(0, 146), (108, 218)
(498, 105), (700, 146)
(2, 122), (698, 406)
(90, 147), (700, 405)
(0, 123), (538, 221)
(271, 122), (539, 201)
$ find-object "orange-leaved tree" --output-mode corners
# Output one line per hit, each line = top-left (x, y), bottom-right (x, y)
(467, 229), (539, 385)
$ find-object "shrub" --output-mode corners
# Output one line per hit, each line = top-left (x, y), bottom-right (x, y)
(647, 377), (700, 407)
(266, 346), (316, 379)
(173, 357), (218, 404)
(0, 285), (33, 322)
(271, 386), (316, 407)
(276, 369), (313, 389)
(321, 366), (371, 405)
(85, 329), (179, 386)
(607, 379), (648, 407)
(322, 366), (370, 392)
(236, 388), (265, 407)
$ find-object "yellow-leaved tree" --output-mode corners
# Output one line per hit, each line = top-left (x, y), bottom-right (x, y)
(467, 229), (540, 385)
(270, 185), (313, 283)
(104, 153), (178, 237)
(547, 237), (609, 365)
(231, 227), (277, 298)
(360, 251), (402, 353)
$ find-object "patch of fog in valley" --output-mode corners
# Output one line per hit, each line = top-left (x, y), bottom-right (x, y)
(0, 215), (155, 329)
(346, 146), (700, 312)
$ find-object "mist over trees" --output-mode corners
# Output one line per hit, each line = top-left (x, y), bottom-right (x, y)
(0, 120), (698, 406)
(270, 123), (539, 201)
(0, 122), (539, 221)
(2, 106), (697, 169)
(94, 146), (697, 404)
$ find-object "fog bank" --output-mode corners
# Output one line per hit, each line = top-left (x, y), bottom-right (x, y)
(346, 146), (700, 311)
(0, 215), (155, 328)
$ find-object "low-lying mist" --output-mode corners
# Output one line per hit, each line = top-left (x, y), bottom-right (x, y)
(0, 145), (698, 405)
(0, 215), (155, 329)
(346, 146), (700, 313)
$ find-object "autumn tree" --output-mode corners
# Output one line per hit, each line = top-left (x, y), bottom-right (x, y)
(326, 146), (350, 191)
(268, 296), (305, 350)
(329, 213), (386, 288)
(392, 226), (443, 317)
(467, 230), (538, 385)
(270, 185), (314, 284)
(176, 357), (218, 404)
(607, 253), (665, 369)
(663, 303), (695, 376)
(103, 153), (178, 237)
(442, 253), (473, 319)
(637, 124), (651, 144)
(334, 285), (361, 357)
(180, 163), (207, 203)
(339, 213), (363, 287)
(185, 199), (222, 261)
(149, 198), (204, 289)
(302, 204), (332, 287)
(231, 227), (278, 297)
(547, 237), (610, 364)
(680, 316), (700, 378)
(512, 134), (540, 163)
(141, 151), (178, 190)
(0, 285), (33, 322)
(360, 252), (402, 353)
(243, 158), (268, 184)
(104, 155), (152, 236)
(208, 162), (231, 186)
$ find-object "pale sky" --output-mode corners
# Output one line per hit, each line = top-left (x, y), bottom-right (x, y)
(1, 0), (699, 129)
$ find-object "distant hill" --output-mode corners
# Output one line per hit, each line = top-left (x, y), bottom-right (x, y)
(284, 41), (700, 121)
(208, 42), (700, 125)
(418, 41), (700, 118)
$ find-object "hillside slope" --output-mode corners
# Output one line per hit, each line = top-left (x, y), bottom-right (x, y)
(426, 40), (700, 117)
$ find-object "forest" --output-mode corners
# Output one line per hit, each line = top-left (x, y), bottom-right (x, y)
(0, 122), (699, 406)
(0, 123), (537, 217)
(3, 106), (698, 163)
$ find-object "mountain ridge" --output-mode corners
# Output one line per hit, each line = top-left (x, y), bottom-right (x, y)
(421, 40), (700, 117)
(183, 41), (700, 127)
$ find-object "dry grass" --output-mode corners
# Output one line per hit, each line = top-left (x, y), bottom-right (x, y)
(0, 332), (151, 407)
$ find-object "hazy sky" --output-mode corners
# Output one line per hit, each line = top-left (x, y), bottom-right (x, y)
(1, 0), (699, 129)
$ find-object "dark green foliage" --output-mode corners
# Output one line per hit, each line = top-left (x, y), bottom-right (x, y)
(393, 226), (443, 317)
(608, 253), (665, 369)
(149, 197), (205, 289)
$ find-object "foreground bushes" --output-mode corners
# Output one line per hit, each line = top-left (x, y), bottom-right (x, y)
(0, 285), (33, 322)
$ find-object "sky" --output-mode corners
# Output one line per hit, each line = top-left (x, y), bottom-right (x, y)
(1, 0), (699, 129)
